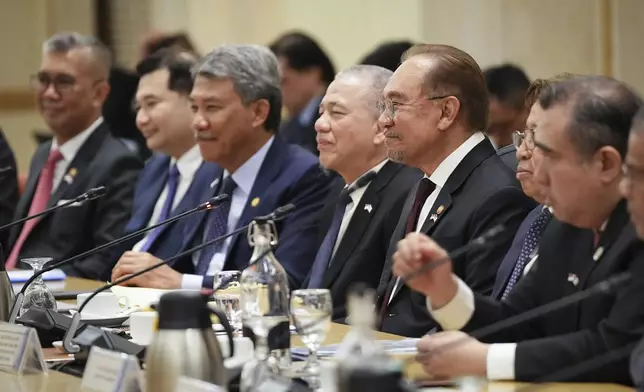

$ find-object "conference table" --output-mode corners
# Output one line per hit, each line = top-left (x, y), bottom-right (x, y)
(3, 277), (632, 391)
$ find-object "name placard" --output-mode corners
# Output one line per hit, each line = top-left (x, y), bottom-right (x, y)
(0, 322), (46, 374)
(174, 376), (225, 392)
(81, 346), (141, 392)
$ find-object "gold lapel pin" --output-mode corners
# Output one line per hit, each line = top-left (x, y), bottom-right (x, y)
(437, 205), (445, 215)
(251, 197), (260, 207)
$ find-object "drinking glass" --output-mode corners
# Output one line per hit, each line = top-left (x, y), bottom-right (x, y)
(291, 289), (332, 386)
(19, 257), (56, 316)
(212, 271), (242, 336)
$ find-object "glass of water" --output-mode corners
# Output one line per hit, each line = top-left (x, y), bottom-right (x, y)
(291, 289), (332, 381)
(212, 271), (242, 336)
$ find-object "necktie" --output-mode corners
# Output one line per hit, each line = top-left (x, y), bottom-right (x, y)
(195, 176), (237, 275)
(501, 208), (552, 300)
(379, 178), (435, 321)
(6, 149), (64, 269)
(139, 164), (180, 252)
(306, 189), (353, 289)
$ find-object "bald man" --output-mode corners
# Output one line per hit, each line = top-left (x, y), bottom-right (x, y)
(6, 33), (142, 280)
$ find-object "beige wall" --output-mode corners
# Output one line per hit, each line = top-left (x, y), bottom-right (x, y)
(2, 0), (644, 174)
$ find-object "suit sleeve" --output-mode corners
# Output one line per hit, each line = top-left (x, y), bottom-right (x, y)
(0, 131), (19, 250)
(61, 153), (143, 280)
(274, 165), (332, 289)
(460, 186), (533, 295)
(512, 249), (644, 384)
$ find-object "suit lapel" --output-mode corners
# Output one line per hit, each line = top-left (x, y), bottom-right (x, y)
(17, 149), (48, 218)
(181, 166), (223, 250)
(129, 156), (171, 233)
(46, 124), (110, 209)
(321, 161), (403, 288)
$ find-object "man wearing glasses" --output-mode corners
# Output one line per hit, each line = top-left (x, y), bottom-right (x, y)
(5, 33), (142, 280)
(375, 44), (534, 337)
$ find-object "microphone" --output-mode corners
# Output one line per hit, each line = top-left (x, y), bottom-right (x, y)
(62, 203), (296, 353)
(0, 186), (107, 232)
(11, 195), (230, 345)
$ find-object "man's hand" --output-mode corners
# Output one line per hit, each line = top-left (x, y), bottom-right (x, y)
(416, 331), (488, 379)
(392, 232), (457, 308)
(111, 251), (182, 289)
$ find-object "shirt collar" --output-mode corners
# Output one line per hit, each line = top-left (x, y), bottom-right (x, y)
(171, 144), (203, 178)
(225, 136), (275, 195)
(298, 96), (323, 126)
(486, 135), (498, 150)
(51, 117), (103, 162)
(347, 159), (389, 204)
(427, 132), (485, 187)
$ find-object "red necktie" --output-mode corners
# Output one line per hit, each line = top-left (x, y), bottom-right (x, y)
(6, 149), (64, 269)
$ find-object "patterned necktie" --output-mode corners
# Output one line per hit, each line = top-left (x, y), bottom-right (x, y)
(6, 149), (64, 269)
(139, 164), (180, 252)
(306, 189), (353, 289)
(195, 176), (237, 275)
(501, 208), (552, 300)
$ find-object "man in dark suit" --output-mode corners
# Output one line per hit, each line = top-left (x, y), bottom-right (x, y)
(395, 76), (644, 385)
(6, 33), (142, 279)
(300, 65), (421, 319)
(269, 32), (336, 156)
(0, 129), (19, 250)
(109, 50), (218, 279)
(111, 44), (331, 290)
(375, 44), (534, 338)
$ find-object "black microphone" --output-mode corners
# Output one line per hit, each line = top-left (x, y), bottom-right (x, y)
(0, 186), (107, 232)
(62, 203), (296, 354)
(11, 195), (230, 346)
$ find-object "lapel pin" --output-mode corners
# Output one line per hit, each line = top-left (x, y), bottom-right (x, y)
(69, 168), (78, 177)
(210, 178), (220, 189)
(251, 197), (260, 207)
(429, 213), (438, 222)
(593, 246), (604, 262)
(364, 204), (373, 213)
(63, 174), (73, 184)
(437, 205), (445, 215)
(567, 273), (579, 287)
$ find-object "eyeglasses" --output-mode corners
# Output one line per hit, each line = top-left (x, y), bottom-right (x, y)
(512, 129), (536, 150)
(30, 73), (77, 94)
(377, 94), (456, 120)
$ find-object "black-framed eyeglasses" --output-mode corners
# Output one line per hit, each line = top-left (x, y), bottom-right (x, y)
(30, 73), (78, 94)
(377, 94), (456, 119)
(512, 129), (536, 150)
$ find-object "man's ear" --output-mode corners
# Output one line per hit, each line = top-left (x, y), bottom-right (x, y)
(436, 96), (461, 131)
(595, 145), (623, 184)
(250, 99), (270, 128)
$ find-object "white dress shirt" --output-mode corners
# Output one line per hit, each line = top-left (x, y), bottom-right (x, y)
(132, 145), (203, 251)
(49, 116), (104, 193)
(332, 159), (388, 258)
(182, 136), (275, 289)
(388, 132), (486, 304)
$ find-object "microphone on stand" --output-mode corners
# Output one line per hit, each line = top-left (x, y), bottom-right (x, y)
(12, 195), (230, 347)
(0, 186), (107, 232)
(62, 203), (296, 354)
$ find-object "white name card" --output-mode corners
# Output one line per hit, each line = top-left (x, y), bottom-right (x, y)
(81, 346), (141, 392)
(0, 322), (46, 374)
(175, 376), (225, 392)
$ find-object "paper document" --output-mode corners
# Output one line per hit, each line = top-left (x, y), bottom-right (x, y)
(8, 269), (66, 282)
(291, 338), (420, 360)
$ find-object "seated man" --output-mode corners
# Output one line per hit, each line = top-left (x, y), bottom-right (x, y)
(7, 33), (142, 279)
(394, 76), (644, 385)
(112, 44), (332, 290)
(109, 50), (219, 275)
(302, 65), (421, 319)
(0, 128), (19, 250)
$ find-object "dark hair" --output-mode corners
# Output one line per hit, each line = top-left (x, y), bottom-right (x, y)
(359, 40), (414, 72)
(538, 75), (643, 159)
(484, 64), (530, 110)
(269, 31), (335, 85)
(136, 49), (198, 96)
(402, 44), (488, 131)
(525, 73), (578, 109)
(143, 32), (198, 57)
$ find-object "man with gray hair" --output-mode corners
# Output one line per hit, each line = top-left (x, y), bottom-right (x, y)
(301, 65), (420, 319)
(117, 44), (331, 290)
(5, 33), (142, 279)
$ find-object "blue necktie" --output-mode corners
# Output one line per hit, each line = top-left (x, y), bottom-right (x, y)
(196, 176), (237, 275)
(306, 189), (353, 289)
(140, 164), (180, 252)
(501, 208), (552, 300)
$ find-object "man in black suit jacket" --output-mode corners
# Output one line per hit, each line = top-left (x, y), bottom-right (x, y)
(375, 44), (533, 338)
(0, 129), (19, 250)
(394, 76), (644, 385)
(6, 33), (142, 280)
(300, 65), (421, 320)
